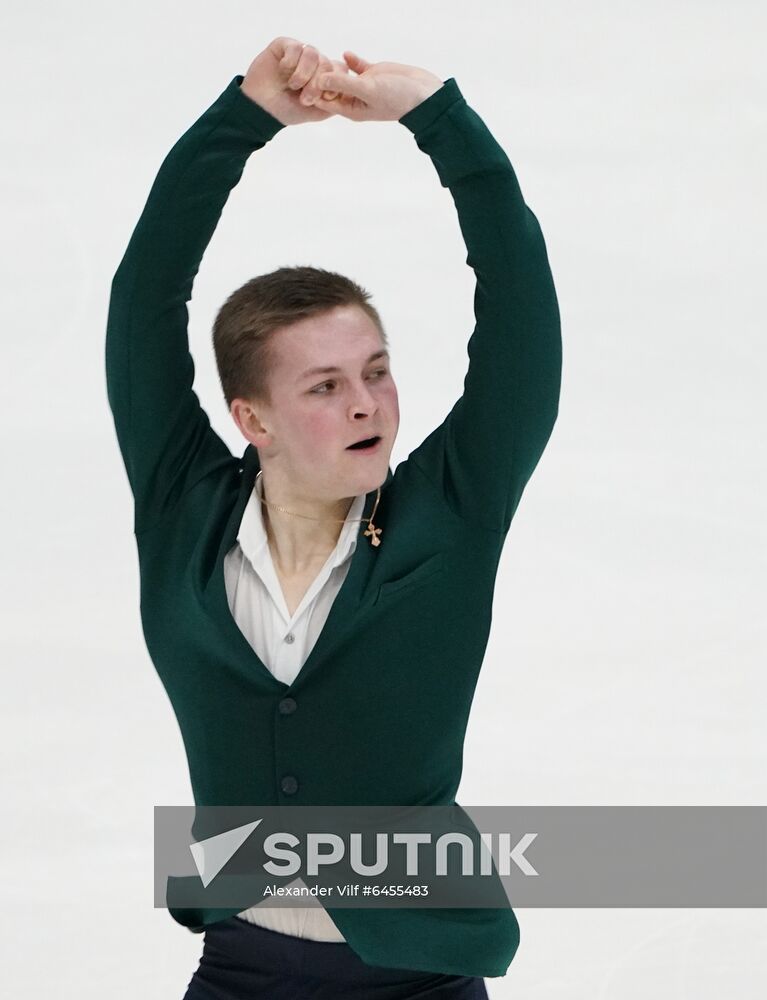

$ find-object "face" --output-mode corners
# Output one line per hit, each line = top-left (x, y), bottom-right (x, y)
(237, 304), (400, 501)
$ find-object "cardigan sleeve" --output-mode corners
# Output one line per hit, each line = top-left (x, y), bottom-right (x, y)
(398, 78), (562, 534)
(105, 75), (285, 535)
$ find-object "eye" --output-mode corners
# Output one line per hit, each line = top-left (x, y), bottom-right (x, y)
(309, 370), (388, 395)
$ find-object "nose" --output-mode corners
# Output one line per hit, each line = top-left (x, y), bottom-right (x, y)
(348, 379), (378, 418)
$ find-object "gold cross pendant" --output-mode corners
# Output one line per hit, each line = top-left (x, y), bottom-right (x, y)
(364, 521), (382, 547)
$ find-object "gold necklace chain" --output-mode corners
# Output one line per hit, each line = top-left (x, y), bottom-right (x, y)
(255, 470), (383, 547)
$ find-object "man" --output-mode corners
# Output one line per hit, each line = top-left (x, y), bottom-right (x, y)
(106, 36), (561, 999)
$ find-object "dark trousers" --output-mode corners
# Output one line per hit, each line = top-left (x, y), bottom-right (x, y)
(182, 916), (490, 999)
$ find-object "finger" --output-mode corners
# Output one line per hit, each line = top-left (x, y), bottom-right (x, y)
(311, 92), (364, 122)
(290, 44), (321, 90)
(317, 69), (370, 101)
(285, 42), (320, 90)
(268, 35), (300, 65)
(278, 40), (303, 82)
(299, 55), (344, 105)
(331, 58), (352, 70)
(343, 50), (372, 73)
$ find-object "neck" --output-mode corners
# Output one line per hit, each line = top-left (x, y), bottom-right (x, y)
(258, 470), (356, 576)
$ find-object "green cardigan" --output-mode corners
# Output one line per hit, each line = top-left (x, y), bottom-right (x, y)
(105, 72), (561, 978)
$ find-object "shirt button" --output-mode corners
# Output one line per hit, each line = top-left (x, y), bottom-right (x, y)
(285, 633), (295, 644)
(281, 775), (298, 795)
(278, 697), (297, 715)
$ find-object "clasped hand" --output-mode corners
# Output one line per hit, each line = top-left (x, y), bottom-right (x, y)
(240, 36), (443, 126)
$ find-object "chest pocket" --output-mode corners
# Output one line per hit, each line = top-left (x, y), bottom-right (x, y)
(373, 551), (446, 605)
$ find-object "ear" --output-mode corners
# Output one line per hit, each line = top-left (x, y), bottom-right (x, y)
(230, 397), (271, 446)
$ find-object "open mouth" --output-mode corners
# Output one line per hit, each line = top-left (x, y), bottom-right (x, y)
(346, 435), (382, 452)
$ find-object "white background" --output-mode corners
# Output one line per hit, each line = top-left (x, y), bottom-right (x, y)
(1, 1), (765, 996)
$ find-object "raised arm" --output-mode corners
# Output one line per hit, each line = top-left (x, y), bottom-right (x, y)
(312, 60), (563, 535)
(105, 39), (345, 535)
(399, 80), (562, 534)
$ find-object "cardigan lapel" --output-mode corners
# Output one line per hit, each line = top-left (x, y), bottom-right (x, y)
(200, 444), (392, 693)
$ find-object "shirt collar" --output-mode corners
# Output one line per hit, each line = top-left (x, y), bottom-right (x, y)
(237, 474), (368, 574)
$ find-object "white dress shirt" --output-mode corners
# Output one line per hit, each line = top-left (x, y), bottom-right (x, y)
(223, 472), (366, 941)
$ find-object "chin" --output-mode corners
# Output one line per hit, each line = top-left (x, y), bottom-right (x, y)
(343, 458), (389, 495)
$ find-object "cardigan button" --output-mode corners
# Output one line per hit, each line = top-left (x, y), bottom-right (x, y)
(284, 632), (295, 644)
(278, 697), (297, 715)
(281, 775), (298, 795)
